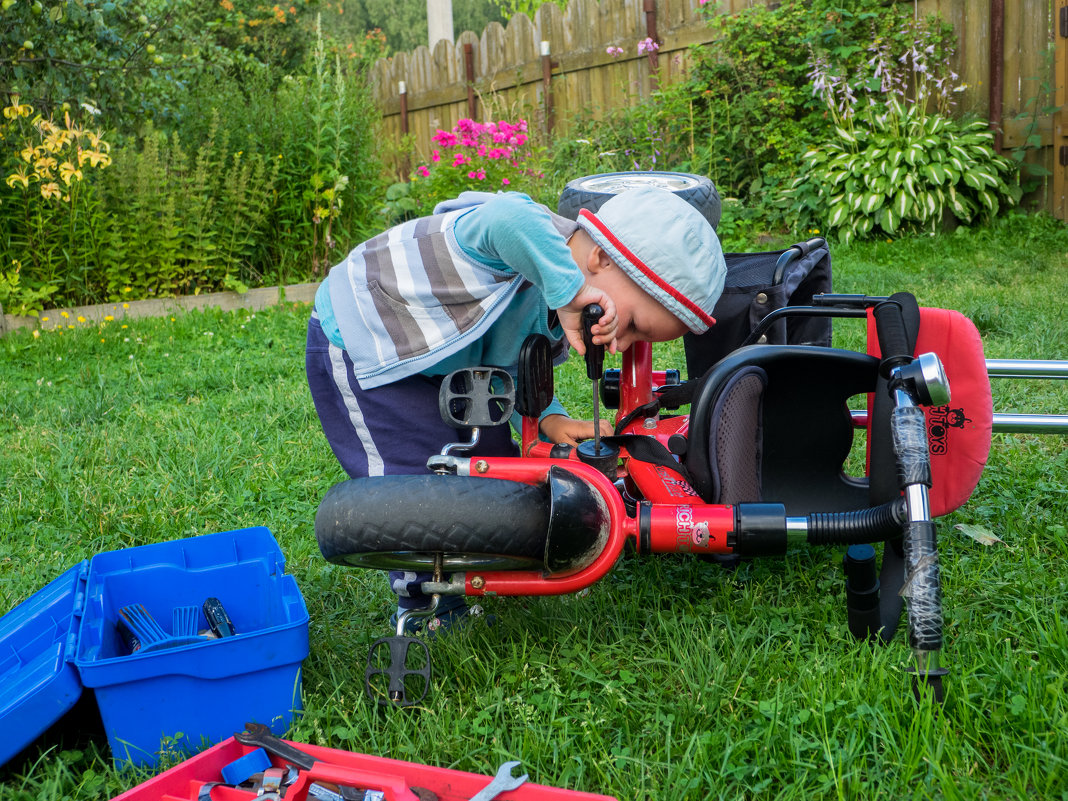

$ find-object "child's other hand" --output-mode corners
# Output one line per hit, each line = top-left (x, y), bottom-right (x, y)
(540, 414), (613, 446)
(558, 283), (617, 355)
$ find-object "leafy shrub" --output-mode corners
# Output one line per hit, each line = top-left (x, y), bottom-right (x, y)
(0, 99), (112, 312)
(788, 19), (1019, 241)
(384, 118), (544, 221)
(181, 19), (387, 282)
(98, 119), (279, 299)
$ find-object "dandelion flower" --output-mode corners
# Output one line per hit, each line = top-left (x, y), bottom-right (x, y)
(77, 316), (86, 323)
(60, 311), (69, 319)
(32, 330), (40, 339)
(104, 315), (114, 322)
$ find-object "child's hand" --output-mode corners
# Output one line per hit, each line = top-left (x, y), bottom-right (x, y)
(558, 283), (617, 355)
(540, 414), (613, 446)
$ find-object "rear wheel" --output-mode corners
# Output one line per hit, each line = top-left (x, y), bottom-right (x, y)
(315, 474), (550, 571)
(557, 171), (721, 230)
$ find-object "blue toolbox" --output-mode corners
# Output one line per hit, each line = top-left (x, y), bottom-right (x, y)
(0, 527), (309, 769)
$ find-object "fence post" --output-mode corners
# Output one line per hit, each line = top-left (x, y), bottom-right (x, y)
(989, 0), (1004, 152)
(1057, 0), (1067, 219)
(541, 41), (555, 137)
(399, 81), (411, 180)
(464, 43), (478, 120)
(644, 0), (659, 92)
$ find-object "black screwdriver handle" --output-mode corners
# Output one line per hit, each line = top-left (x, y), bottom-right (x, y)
(203, 596), (236, 638)
(582, 304), (604, 381)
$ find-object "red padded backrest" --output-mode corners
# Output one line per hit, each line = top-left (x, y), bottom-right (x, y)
(867, 307), (992, 516)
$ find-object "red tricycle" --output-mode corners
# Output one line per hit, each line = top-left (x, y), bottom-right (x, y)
(314, 231), (1066, 709)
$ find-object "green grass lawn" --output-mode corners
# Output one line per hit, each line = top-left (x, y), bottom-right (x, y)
(1, 215), (1066, 800)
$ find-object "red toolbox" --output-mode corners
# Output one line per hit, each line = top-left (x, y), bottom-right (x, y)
(111, 735), (618, 800)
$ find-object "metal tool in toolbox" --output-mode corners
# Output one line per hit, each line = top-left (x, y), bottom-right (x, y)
(166, 725), (543, 801)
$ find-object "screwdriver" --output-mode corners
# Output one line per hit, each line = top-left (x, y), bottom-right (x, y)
(581, 304), (605, 455)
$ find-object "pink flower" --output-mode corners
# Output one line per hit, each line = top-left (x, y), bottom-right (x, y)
(433, 130), (458, 148)
(606, 46), (623, 58)
(502, 178), (510, 186)
(417, 165), (430, 177)
(431, 150), (441, 162)
(638, 37), (659, 55)
(467, 169), (487, 180)
(453, 153), (470, 167)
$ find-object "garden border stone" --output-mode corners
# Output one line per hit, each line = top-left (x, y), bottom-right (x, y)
(0, 282), (321, 337)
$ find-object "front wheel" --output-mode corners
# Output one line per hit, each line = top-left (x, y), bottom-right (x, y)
(315, 474), (550, 571)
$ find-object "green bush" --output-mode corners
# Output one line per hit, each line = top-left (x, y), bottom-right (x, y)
(383, 117), (545, 222)
(0, 14), (387, 314)
(0, 101), (112, 312)
(98, 118), (279, 299)
(787, 17), (1019, 241)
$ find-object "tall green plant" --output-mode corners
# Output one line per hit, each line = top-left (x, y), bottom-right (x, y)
(788, 21), (1019, 241)
(0, 100), (112, 312)
(100, 121), (279, 299)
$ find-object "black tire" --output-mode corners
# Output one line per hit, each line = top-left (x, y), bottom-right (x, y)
(315, 474), (550, 571)
(557, 171), (721, 230)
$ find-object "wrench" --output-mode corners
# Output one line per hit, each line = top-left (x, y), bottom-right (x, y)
(234, 722), (317, 771)
(468, 761), (528, 801)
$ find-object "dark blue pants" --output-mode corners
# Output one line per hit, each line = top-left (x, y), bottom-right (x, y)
(305, 315), (519, 609)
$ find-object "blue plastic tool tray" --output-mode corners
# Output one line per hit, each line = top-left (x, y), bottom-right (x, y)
(0, 526), (309, 769)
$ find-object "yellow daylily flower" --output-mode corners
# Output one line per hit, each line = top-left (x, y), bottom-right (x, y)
(59, 162), (83, 185)
(3, 102), (32, 119)
(5, 168), (31, 189)
(79, 149), (111, 168)
(20, 144), (38, 163)
(40, 182), (61, 200)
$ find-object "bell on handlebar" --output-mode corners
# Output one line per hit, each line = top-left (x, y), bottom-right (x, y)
(891, 352), (951, 407)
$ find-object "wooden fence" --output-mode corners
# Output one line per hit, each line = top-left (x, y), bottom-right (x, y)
(369, 0), (1059, 215)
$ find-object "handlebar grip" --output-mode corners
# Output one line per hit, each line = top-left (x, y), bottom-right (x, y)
(582, 304), (604, 381)
(873, 299), (912, 375)
(812, 293), (889, 307)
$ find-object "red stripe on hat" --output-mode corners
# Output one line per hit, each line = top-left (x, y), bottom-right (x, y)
(579, 208), (716, 328)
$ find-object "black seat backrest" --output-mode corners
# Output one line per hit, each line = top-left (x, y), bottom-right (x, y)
(684, 345), (880, 515)
(684, 239), (833, 380)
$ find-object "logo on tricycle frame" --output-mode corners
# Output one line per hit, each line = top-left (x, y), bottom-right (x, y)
(676, 506), (711, 551)
(928, 404), (971, 455)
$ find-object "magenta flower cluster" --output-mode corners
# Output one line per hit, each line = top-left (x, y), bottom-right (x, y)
(417, 118), (535, 188)
(431, 118), (529, 179)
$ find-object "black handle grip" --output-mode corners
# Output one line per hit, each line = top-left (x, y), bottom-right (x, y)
(582, 304), (604, 381)
(203, 597), (236, 638)
(872, 300), (912, 376)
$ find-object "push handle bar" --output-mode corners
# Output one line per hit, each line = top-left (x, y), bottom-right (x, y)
(873, 299), (913, 377)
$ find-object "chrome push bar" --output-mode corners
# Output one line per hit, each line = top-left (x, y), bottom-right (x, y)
(850, 358), (1067, 434)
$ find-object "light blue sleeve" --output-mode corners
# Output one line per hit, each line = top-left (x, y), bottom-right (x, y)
(453, 193), (584, 310)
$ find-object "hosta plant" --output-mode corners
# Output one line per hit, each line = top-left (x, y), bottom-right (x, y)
(795, 102), (1019, 242)
(788, 18), (1020, 242)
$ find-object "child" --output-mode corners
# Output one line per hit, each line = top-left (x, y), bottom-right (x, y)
(306, 186), (727, 629)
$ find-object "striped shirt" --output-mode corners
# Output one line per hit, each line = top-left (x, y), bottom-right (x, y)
(319, 193), (582, 389)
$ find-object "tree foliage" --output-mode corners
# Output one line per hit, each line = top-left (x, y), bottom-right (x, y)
(0, 0), (324, 132)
